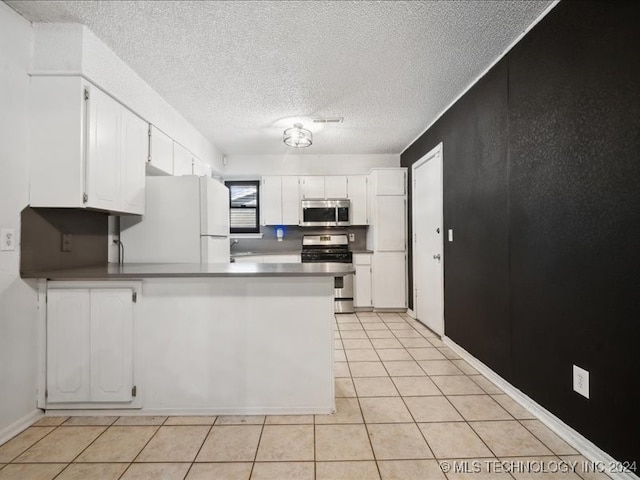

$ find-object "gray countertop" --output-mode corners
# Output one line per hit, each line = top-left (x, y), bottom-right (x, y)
(23, 262), (356, 280)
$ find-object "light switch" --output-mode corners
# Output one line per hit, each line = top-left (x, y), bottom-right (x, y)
(448, 229), (454, 242)
(1, 228), (15, 251)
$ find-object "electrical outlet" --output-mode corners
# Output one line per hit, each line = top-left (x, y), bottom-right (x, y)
(348, 233), (355, 242)
(61, 233), (72, 252)
(1, 228), (15, 251)
(573, 365), (589, 399)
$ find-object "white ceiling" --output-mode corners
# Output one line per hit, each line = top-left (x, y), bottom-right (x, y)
(7, 0), (553, 156)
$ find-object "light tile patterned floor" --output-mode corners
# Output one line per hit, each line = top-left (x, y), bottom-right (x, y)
(0, 312), (609, 480)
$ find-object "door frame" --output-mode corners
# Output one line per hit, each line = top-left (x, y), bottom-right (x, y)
(411, 142), (444, 334)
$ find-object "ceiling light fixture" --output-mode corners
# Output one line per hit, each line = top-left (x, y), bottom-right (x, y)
(283, 123), (312, 148)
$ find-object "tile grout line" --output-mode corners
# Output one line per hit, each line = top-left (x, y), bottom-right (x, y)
(246, 414), (267, 478)
(182, 420), (216, 479)
(354, 314), (384, 480)
(51, 417), (119, 480)
(3, 421), (63, 464)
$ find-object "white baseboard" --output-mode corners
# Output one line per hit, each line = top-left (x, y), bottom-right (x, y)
(442, 336), (639, 480)
(44, 406), (335, 417)
(0, 410), (43, 446)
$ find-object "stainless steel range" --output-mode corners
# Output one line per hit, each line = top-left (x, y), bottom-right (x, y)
(301, 234), (354, 314)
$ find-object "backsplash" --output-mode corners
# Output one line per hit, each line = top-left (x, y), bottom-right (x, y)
(20, 207), (108, 275)
(231, 225), (368, 254)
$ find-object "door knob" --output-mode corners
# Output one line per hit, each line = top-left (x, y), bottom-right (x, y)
(433, 254), (441, 260)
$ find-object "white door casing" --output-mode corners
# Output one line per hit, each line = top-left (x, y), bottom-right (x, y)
(412, 143), (444, 335)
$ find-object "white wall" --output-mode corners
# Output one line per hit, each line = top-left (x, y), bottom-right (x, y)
(31, 23), (225, 175)
(0, 2), (40, 436)
(223, 154), (400, 178)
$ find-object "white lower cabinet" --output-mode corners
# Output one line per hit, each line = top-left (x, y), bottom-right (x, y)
(46, 286), (138, 408)
(372, 251), (406, 309)
(353, 253), (373, 308)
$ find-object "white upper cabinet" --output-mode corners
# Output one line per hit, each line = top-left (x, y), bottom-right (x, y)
(281, 176), (300, 225)
(30, 76), (147, 214)
(370, 169), (407, 195)
(300, 176), (350, 199)
(193, 157), (213, 177)
(261, 176), (282, 226)
(262, 175), (365, 225)
(347, 175), (368, 225)
(86, 86), (121, 212)
(300, 176), (325, 199)
(119, 107), (147, 214)
(324, 176), (348, 198)
(261, 176), (300, 225)
(173, 142), (194, 176)
(147, 125), (174, 175)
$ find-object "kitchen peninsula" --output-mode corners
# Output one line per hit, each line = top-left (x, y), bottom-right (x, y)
(24, 262), (353, 416)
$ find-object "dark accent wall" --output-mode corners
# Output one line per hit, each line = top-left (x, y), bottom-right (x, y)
(20, 207), (108, 275)
(402, 0), (640, 466)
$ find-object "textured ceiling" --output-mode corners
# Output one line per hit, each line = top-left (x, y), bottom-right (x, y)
(7, 0), (553, 155)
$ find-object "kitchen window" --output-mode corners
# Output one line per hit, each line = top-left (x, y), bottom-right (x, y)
(225, 180), (260, 234)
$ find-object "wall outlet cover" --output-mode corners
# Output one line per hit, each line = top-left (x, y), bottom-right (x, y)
(1, 228), (16, 251)
(573, 364), (589, 399)
(348, 233), (355, 242)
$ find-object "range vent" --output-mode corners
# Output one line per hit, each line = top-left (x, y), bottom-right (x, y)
(311, 117), (344, 124)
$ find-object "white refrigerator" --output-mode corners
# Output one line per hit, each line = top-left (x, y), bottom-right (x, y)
(120, 175), (230, 263)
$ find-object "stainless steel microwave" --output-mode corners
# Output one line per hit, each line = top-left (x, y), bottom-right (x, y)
(300, 199), (350, 227)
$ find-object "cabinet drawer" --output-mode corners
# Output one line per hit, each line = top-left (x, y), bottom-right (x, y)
(353, 253), (372, 265)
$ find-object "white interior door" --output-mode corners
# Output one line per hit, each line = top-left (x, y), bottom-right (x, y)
(412, 143), (444, 335)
